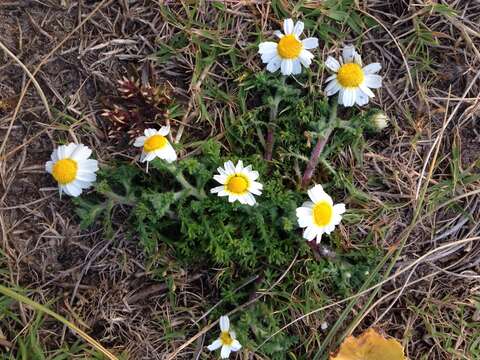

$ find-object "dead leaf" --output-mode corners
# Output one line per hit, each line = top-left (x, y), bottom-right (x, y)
(330, 328), (407, 360)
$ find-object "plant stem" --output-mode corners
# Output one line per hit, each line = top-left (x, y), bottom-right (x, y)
(163, 163), (206, 200)
(264, 95), (281, 161)
(174, 170), (205, 199)
(103, 190), (135, 206)
(300, 100), (338, 189)
(264, 77), (285, 161)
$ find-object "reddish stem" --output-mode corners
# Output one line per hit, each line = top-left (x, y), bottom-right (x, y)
(301, 100), (337, 188)
(300, 127), (333, 188)
(264, 96), (281, 161)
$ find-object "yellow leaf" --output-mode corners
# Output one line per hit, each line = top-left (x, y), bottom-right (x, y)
(330, 328), (407, 360)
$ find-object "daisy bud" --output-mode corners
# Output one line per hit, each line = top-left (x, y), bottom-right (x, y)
(371, 112), (389, 131)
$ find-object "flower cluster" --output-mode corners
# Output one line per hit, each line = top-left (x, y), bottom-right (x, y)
(44, 17), (386, 358)
(259, 19), (382, 107)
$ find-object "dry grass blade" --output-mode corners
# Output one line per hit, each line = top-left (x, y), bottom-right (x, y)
(0, 285), (119, 360)
(0, 40), (51, 120)
(0, 0), (113, 157)
(255, 236), (480, 351)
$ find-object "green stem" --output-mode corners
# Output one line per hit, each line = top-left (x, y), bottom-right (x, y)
(164, 163), (206, 200)
(102, 190), (135, 206)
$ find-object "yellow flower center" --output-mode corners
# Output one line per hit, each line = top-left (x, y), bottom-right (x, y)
(52, 159), (78, 185)
(313, 201), (333, 227)
(336, 63), (364, 87)
(277, 34), (303, 59)
(220, 331), (233, 346)
(144, 135), (167, 153)
(226, 175), (248, 194)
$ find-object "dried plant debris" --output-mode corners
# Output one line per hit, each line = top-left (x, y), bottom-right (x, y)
(101, 77), (173, 142)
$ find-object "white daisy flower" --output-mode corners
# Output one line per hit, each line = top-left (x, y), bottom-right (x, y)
(211, 160), (263, 206)
(296, 184), (346, 243)
(324, 45), (382, 107)
(207, 315), (242, 359)
(133, 126), (177, 164)
(258, 18), (319, 76)
(45, 143), (98, 197)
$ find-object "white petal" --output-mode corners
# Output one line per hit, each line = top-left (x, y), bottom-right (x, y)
(142, 152), (156, 163)
(220, 345), (231, 359)
(315, 232), (324, 244)
(292, 59), (302, 75)
(217, 166), (227, 176)
(303, 226), (317, 241)
(325, 74), (337, 82)
(324, 224), (336, 234)
(293, 21), (304, 37)
(57, 144), (74, 159)
(134, 136), (146, 147)
(76, 171), (96, 182)
(155, 143), (177, 163)
(333, 203), (346, 215)
(364, 74), (382, 89)
(297, 207), (313, 227)
(45, 161), (53, 173)
(342, 45), (357, 63)
(261, 51), (278, 64)
(283, 18), (294, 35)
(354, 53), (362, 66)
(232, 194), (244, 204)
(274, 30), (284, 39)
(325, 56), (340, 72)
(213, 174), (227, 184)
(71, 144), (92, 161)
(341, 88), (356, 107)
(211, 185), (225, 194)
(64, 183), (82, 197)
(249, 182), (263, 195)
(359, 83), (375, 98)
(78, 159), (99, 172)
(266, 56), (282, 73)
(144, 128), (157, 137)
(299, 50), (314, 68)
(363, 62), (381, 74)
(235, 160), (244, 173)
(281, 59), (293, 76)
(302, 37), (318, 50)
(325, 79), (341, 96)
(224, 161), (235, 175)
(308, 185), (332, 204)
(158, 125), (170, 136)
(258, 42), (277, 54)
(355, 89), (369, 106)
(207, 339), (222, 351)
(331, 213), (343, 226)
(230, 340), (242, 351)
(247, 169), (259, 181)
(296, 205), (312, 217)
(73, 179), (94, 189)
(219, 316), (230, 332)
(50, 149), (59, 162)
(245, 193), (256, 206)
